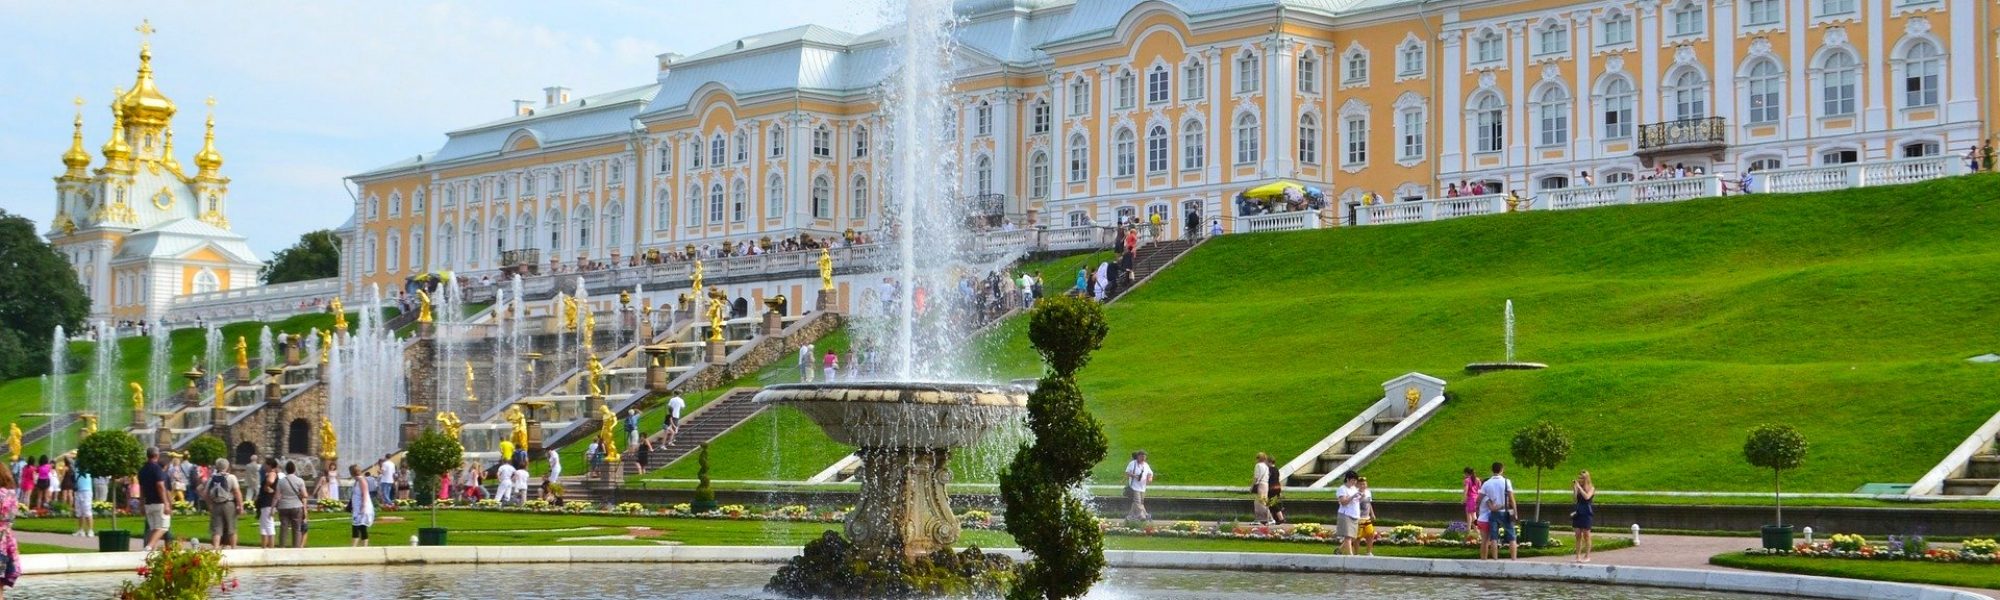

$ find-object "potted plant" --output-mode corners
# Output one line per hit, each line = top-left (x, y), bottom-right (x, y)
(1509, 420), (1572, 548)
(690, 443), (718, 513)
(75, 430), (145, 552)
(404, 428), (463, 546)
(1744, 423), (1808, 550)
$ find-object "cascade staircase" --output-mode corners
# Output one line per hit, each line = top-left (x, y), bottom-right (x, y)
(559, 387), (767, 504)
(1944, 455), (2000, 495)
(1107, 238), (1200, 302)
(1286, 415), (1405, 487)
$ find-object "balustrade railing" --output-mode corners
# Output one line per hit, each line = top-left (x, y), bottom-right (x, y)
(1637, 117), (1728, 151)
(1233, 210), (1322, 233)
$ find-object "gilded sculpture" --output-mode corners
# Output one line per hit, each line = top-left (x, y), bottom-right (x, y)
(689, 260), (704, 308)
(318, 416), (338, 462)
(5, 424), (19, 462)
(129, 381), (145, 422)
(586, 354), (607, 397)
(1405, 386), (1422, 413)
(464, 360), (478, 404)
(819, 247), (834, 291)
(78, 414), (98, 438)
(234, 336), (248, 372)
(214, 378), (226, 409)
(436, 411), (463, 442)
(706, 294), (726, 342)
(561, 293), (579, 332)
(505, 405), (530, 452)
(316, 329), (332, 365)
(595, 404), (622, 463)
(417, 289), (434, 324)
(583, 309), (597, 353)
(330, 297), (348, 333)
(619, 289), (631, 308)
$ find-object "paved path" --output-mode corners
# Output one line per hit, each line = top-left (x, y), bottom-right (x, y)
(18, 530), (104, 551)
(1535, 534), (1995, 597)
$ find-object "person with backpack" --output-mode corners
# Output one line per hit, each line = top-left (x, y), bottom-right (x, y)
(623, 409), (641, 452)
(204, 459), (243, 549)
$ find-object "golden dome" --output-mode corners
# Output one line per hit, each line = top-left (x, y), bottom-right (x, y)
(101, 103), (133, 164)
(61, 100), (91, 174)
(116, 36), (176, 129)
(194, 113), (223, 175)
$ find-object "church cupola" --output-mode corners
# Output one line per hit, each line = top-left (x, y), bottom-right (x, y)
(194, 100), (224, 178)
(61, 97), (91, 177)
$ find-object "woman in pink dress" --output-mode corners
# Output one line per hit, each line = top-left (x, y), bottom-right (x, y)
(16, 460), (36, 514)
(1462, 466), (1481, 542)
(0, 464), (21, 595)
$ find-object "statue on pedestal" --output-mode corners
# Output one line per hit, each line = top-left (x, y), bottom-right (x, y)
(318, 416), (338, 463)
(464, 361), (478, 404)
(214, 379), (227, 408)
(562, 294), (580, 332)
(586, 355), (606, 397)
(706, 295), (726, 342)
(595, 404), (621, 463)
(129, 382), (146, 423)
(819, 247), (834, 291)
(690, 260), (705, 309)
(78, 414), (98, 438)
(5, 424), (18, 461)
(330, 297), (348, 333)
(234, 336), (249, 372)
(417, 289), (434, 324)
(436, 411), (463, 442)
(505, 405), (529, 453)
(317, 329), (332, 365)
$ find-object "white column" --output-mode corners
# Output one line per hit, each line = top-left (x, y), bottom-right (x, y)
(1638, 3), (1661, 124)
(94, 240), (113, 317)
(1095, 66), (1113, 194)
(1440, 30), (1465, 175)
(1573, 13), (1595, 160)
(1206, 47), (1224, 183)
(1507, 21), (1528, 177)
(1947, 0), (1978, 122)
(1785, 0), (1808, 141)
(995, 92), (1017, 203)
(1862, 0), (1887, 134)
(1268, 36), (1297, 177)
(746, 124), (762, 235)
(1712, 0), (1736, 129)
(1053, 73), (1069, 204)
(788, 113), (809, 232)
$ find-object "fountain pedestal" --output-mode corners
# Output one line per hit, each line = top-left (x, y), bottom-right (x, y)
(284, 341), (301, 366)
(417, 322), (434, 339)
(849, 447), (958, 560)
(763, 311), (783, 336)
(643, 346), (670, 393)
(706, 340), (726, 365)
(153, 425), (173, 451)
(235, 367), (252, 385)
(816, 289), (836, 313)
(264, 368), (284, 402)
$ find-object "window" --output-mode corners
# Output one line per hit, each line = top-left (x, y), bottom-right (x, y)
(1298, 113), (1320, 164)
(1821, 149), (1859, 164)
(1818, 0), (1856, 16)
(519, 212), (535, 251)
(1904, 41), (1941, 108)
(465, 218), (482, 263)
(1144, 66), (1170, 104)
(1029, 152), (1050, 199)
(1475, 31), (1502, 64)
(812, 127), (831, 158)
(1115, 71), (1136, 109)
(413, 190), (425, 213)
(1031, 101), (1051, 134)
(731, 180), (747, 222)
(438, 225), (454, 265)
(544, 208), (561, 248)
(388, 193), (402, 217)
(1537, 24), (1567, 55)
(1822, 51), (1858, 116)
(1342, 116), (1367, 165)
(685, 184), (700, 225)
(1902, 141), (1940, 158)
(1399, 42), (1425, 76)
(1746, 60), (1782, 124)
(1338, 51), (1360, 87)
(1601, 12), (1633, 45)
(688, 140), (703, 169)
(709, 184), (724, 224)
(734, 132), (749, 163)
(495, 178), (507, 199)
(569, 207), (587, 251)
(1747, 157), (1784, 171)
(1300, 52), (1321, 92)
(1183, 60), (1206, 100)
(609, 161), (622, 184)
(1745, 0), (1781, 25)
(1067, 134), (1089, 182)
(1672, 2), (1705, 37)
(410, 232), (424, 269)
(1672, 70), (1708, 119)
(194, 269), (220, 294)
(1537, 87), (1569, 147)
(854, 126), (870, 158)
(1602, 77), (1635, 138)
(1398, 109), (1425, 159)
(1146, 125), (1169, 173)
(603, 203), (621, 248)
(1069, 77), (1090, 116)
(767, 175), (786, 217)
(1235, 51), (1261, 93)
(976, 102), (993, 136)
(1234, 113), (1260, 164)
(1113, 128), (1136, 178)
(655, 189), (671, 229)
(580, 164), (593, 187)
(811, 176), (832, 219)
(851, 176), (869, 219)
(387, 234), (401, 271)
(657, 146), (672, 173)
(1069, 211), (1090, 227)
(1182, 120), (1206, 170)
(1604, 171), (1636, 183)
(524, 172), (537, 195)
(491, 216), (508, 253)
(1474, 94), (1504, 152)
(769, 125), (786, 158)
(975, 155), (994, 194)
(471, 181), (483, 202)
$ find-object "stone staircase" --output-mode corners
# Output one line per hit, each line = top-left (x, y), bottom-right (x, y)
(1943, 455), (2000, 495)
(1287, 415), (1405, 487)
(624, 387), (767, 475)
(1107, 238), (1199, 302)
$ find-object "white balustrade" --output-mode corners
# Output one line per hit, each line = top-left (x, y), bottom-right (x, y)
(1233, 210), (1320, 233)
(1630, 175), (1720, 204)
(1546, 185), (1627, 210)
(1760, 166), (1849, 194)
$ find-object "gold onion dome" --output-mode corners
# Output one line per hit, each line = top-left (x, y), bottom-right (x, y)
(61, 101), (90, 174)
(101, 103), (132, 163)
(194, 102), (222, 175)
(115, 43), (176, 129)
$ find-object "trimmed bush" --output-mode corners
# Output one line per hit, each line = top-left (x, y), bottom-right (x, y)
(1744, 423), (1809, 526)
(1001, 295), (1110, 600)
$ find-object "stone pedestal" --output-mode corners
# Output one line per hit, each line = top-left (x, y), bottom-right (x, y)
(400, 420), (420, 449)
(587, 394), (606, 415)
(154, 425), (174, 451)
(284, 341), (301, 367)
(418, 321), (434, 339)
(849, 447), (958, 561)
(236, 367), (252, 386)
(264, 368), (285, 402)
(763, 311), (783, 336)
(816, 289), (836, 313)
(643, 346), (670, 393)
(637, 315), (653, 343)
(707, 340), (726, 365)
(182, 370), (204, 405)
(210, 405), (229, 429)
(523, 419), (545, 454)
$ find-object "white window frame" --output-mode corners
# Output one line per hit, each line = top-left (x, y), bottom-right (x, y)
(1398, 108), (1425, 160)
(1069, 77), (1090, 116)
(1536, 87), (1570, 147)
(1182, 120), (1206, 171)
(1116, 70), (1136, 109)
(1113, 128), (1136, 178)
(1235, 51), (1261, 93)
(1183, 60), (1206, 100)
(1745, 59), (1783, 124)
(1601, 12), (1634, 46)
(1398, 42), (1425, 77)
(1536, 23), (1568, 56)
(1067, 134), (1089, 182)
(1671, 2), (1706, 38)
(1147, 66), (1170, 104)
(1029, 152), (1050, 199)
(1234, 113), (1260, 165)
(1146, 125), (1169, 173)
(976, 101), (993, 136)
(1341, 116), (1366, 165)
(1602, 77), (1635, 139)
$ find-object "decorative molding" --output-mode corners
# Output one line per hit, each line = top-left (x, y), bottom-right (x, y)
(1906, 16), (1931, 37)
(1605, 55), (1626, 73)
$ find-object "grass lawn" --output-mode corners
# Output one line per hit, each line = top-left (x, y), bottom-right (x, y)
(1710, 551), (2000, 590)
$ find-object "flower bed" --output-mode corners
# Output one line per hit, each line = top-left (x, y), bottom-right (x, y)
(1755, 535), (2000, 565)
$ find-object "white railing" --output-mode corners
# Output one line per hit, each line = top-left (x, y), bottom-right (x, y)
(1754, 155), (1965, 194)
(1233, 210), (1322, 234)
(1760, 165), (1850, 194)
(1631, 175), (1722, 204)
(1545, 185), (1625, 210)
(1358, 194), (1503, 226)
(161, 277), (342, 324)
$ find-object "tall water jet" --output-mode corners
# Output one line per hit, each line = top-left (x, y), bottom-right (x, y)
(327, 286), (405, 471)
(46, 326), (69, 448)
(83, 322), (123, 432)
(1465, 298), (1546, 373)
(202, 326), (224, 386)
(257, 326), (276, 373)
(145, 326), (171, 415)
(1505, 299), (1515, 363)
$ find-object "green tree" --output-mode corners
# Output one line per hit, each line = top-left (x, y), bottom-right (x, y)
(185, 435), (227, 468)
(1001, 295), (1110, 600)
(1744, 424), (1809, 526)
(1509, 420), (1573, 521)
(258, 229), (341, 284)
(692, 443), (718, 513)
(404, 428), (464, 526)
(0, 209), (88, 380)
(76, 430), (146, 529)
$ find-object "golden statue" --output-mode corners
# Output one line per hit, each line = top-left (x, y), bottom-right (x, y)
(561, 293), (579, 332)
(819, 247), (834, 291)
(417, 289), (434, 324)
(505, 405), (530, 452)
(586, 354), (606, 397)
(595, 404), (622, 463)
(214, 378), (227, 408)
(640, 297), (653, 317)
(78, 414), (99, 438)
(317, 329), (332, 365)
(690, 260), (704, 306)
(619, 289), (631, 308)
(129, 381), (146, 422)
(318, 416), (338, 462)
(436, 411), (463, 442)
(234, 336), (248, 372)
(464, 361), (478, 404)
(582, 309), (597, 353)
(706, 295), (726, 342)
(1405, 386), (1422, 413)
(5, 424), (19, 462)
(330, 297), (348, 333)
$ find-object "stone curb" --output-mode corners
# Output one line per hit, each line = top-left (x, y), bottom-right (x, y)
(26, 546), (1990, 600)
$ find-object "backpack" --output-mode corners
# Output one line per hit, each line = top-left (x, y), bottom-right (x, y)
(205, 474), (233, 508)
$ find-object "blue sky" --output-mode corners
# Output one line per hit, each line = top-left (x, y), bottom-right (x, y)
(0, 1), (884, 259)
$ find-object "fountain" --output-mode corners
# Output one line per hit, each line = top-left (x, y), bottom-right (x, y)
(327, 287), (407, 470)
(257, 326), (276, 375)
(1465, 298), (1549, 374)
(84, 322), (122, 436)
(144, 325), (170, 418)
(45, 326), (69, 449)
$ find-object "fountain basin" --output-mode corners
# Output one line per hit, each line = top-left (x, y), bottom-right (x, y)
(755, 382), (1027, 449)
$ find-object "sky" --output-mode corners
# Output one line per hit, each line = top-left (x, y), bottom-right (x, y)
(0, 1), (885, 260)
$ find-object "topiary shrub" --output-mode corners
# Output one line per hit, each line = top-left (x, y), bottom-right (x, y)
(184, 435), (226, 469)
(1744, 423), (1808, 527)
(77, 430), (145, 529)
(1000, 294), (1110, 600)
(404, 428), (463, 527)
(1509, 420), (1572, 521)
(691, 443), (718, 513)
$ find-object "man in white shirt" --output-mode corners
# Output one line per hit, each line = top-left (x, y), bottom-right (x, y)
(376, 456), (397, 507)
(1018, 273), (1035, 306)
(494, 461), (516, 504)
(1123, 451), (1154, 522)
(798, 344), (815, 382)
(665, 395), (687, 446)
(1250, 453), (1273, 525)
(1477, 462), (1518, 560)
(1335, 471), (1365, 555)
(545, 446), (562, 484)
(511, 461), (530, 505)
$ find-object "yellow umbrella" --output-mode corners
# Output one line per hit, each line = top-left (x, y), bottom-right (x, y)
(1244, 181), (1305, 199)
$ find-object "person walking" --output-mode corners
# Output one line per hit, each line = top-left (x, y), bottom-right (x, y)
(1335, 471), (1363, 555)
(256, 458), (278, 548)
(636, 439), (654, 473)
(0, 466), (19, 596)
(544, 446), (562, 489)
(665, 395), (686, 446)
(1123, 451), (1153, 522)
(623, 409), (641, 452)
(1478, 462), (1518, 560)
(204, 459), (243, 549)
(495, 460), (517, 505)
(166, 454), (186, 506)
(823, 350), (839, 382)
(1265, 456), (1286, 525)
(1461, 467), (1481, 542)
(798, 343), (816, 383)
(1249, 452), (1273, 525)
(348, 465), (375, 547)
(1572, 470), (1596, 562)
(274, 461), (308, 548)
(138, 447), (171, 549)
(510, 460), (530, 505)
(1358, 476), (1378, 556)
(377, 454), (398, 506)
(71, 461), (93, 537)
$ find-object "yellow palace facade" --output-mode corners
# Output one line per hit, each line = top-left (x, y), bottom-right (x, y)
(345, 0), (1990, 293)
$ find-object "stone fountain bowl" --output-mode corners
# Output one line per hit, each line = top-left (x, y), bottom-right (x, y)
(755, 381), (1028, 449)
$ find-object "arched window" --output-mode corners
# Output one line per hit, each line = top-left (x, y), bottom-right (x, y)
(851, 175), (869, 219)
(413, 189), (425, 213)
(519, 212), (536, 252)
(1147, 66), (1170, 103)
(389, 192), (402, 217)
(811, 176), (832, 218)
(386, 230), (401, 272)
(1068, 134), (1089, 182)
(491, 215), (508, 252)
(686, 184), (701, 225)
(464, 217), (481, 265)
(976, 155), (995, 194)
(438, 224), (455, 265)
(1746, 59), (1783, 124)
(1182, 120), (1206, 170)
(767, 175), (786, 217)
(1537, 86), (1570, 146)
(1903, 41), (1941, 107)
(710, 134), (727, 167)
(1671, 69), (1708, 119)
(1029, 152), (1050, 199)
(366, 197), (378, 220)
(1601, 77), (1635, 138)
(657, 145), (672, 173)
(1235, 50), (1261, 92)
(812, 126), (832, 157)
(544, 208), (562, 250)
(1146, 125), (1169, 173)
(688, 139), (703, 169)
(731, 180), (747, 222)
(853, 126), (870, 158)
(1821, 50), (1858, 116)
(603, 202), (623, 248)
(1113, 128), (1136, 177)
(1473, 93), (1504, 152)
(1183, 59), (1206, 100)
(655, 189), (671, 229)
(1234, 113), (1261, 164)
(708, 184), (724, 224)
(769, 124), (786, 157)
(733, 132), (749, 163)
(1301, 50), (1323, 92)
(572, 205), (592, 251)
(1297, 114), (1319, 164)
(410, 231), (424, 270)
(976, 101), (993, 135)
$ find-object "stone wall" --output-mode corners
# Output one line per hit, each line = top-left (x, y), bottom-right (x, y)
(202, 374), (332, 472)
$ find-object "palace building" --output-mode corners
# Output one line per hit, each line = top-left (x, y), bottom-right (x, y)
(344, 0), (1987, 294)
(48, 21), (262, 322)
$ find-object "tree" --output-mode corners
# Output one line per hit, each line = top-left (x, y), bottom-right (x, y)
(691, 443), (718, 513)
(0, 209), (88, 380)
(76, 430), (145, 529)
(1509, 420), (1572, 521)
(1744, 424), (1808, 527)
(404, 428), (463, 527)
(1001, 295), (1110, 600)
(185, 435), (226, 468)
(259, 229), (341, 284)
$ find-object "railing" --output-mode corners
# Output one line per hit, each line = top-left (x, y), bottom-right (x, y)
(1752, 156), (1966, 194)
(1637, 116), (1728, 151)
(162, 277), (342, 324)
(1357, 194), (1504, 226)
(1233, 210), (1322, 233)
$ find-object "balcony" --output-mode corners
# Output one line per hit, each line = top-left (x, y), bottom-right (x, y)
(1636, 117), (1727, 165)
(499, 248), (542, 277)
(963, 193), (1009, 227)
